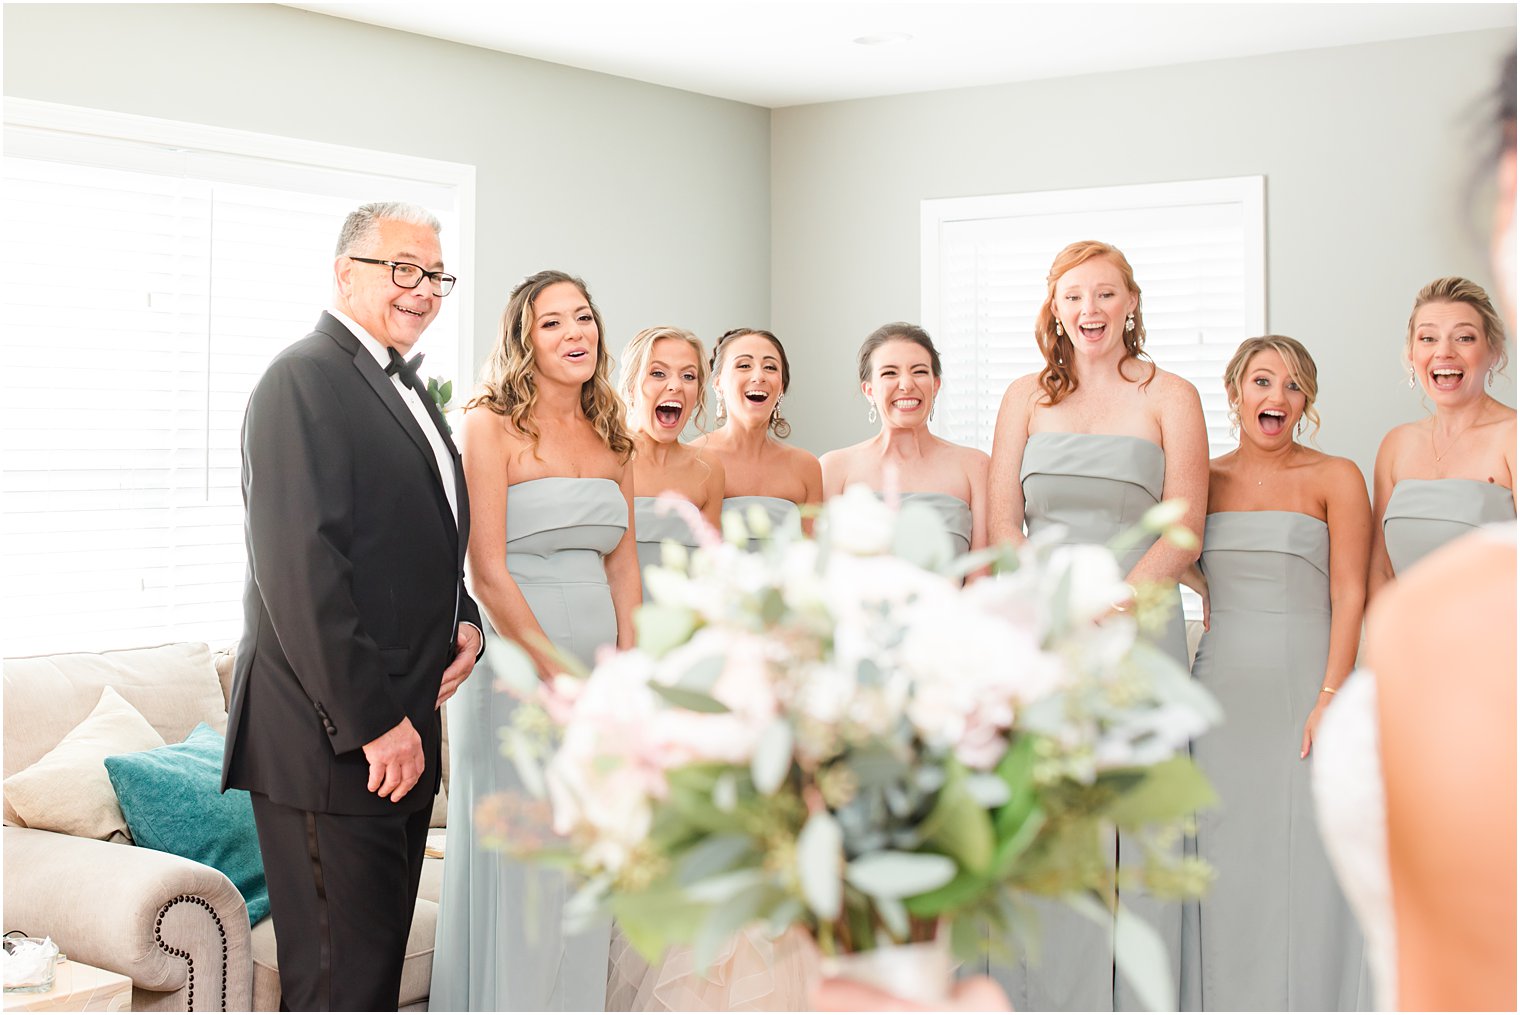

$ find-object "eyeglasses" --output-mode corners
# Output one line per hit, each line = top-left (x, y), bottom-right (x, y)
(349, 257), (457, 297)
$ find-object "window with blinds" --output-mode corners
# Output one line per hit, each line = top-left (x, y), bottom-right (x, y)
(921, 177), (1266, 455)
(1, 100), (474, 657)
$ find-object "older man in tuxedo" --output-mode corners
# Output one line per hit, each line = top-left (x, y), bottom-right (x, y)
(223, 201), (481, 1010)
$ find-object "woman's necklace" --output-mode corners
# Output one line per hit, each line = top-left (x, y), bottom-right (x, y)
(1432, 416), (1480, 463)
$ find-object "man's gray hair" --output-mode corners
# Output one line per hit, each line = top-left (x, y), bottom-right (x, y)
(334, 202), (441, 256)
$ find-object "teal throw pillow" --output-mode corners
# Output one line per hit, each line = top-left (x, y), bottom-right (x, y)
(105, 722), (269, 925)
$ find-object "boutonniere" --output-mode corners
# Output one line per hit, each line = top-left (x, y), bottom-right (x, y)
(426, 377), (454, 434)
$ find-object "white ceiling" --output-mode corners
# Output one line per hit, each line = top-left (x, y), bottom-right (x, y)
(286, 2), (1516, 109)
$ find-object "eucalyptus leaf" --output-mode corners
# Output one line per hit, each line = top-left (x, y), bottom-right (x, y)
(1062, 890), (1178, 1011)
(676, 833), (754, 886)
(685, 868), (768, 904)
(674, 653), (725, 694)
(635, 603), (699, 657)
(874, 893), (910, 941)
(944, 545), (1004, 580)
(892, 501), (955, 571)
(992, 807), (1046, 876)
(994, 735), (1038, 838)
(610, 887), (709, 962)
(797, 811), (844, 919)
(650, 682), (730, 714)
(1048, 556), (1075, 635)
(1115, 901), (1178, 1012)
(904, 868), (987, 917)
(500, 728), (546, 799)
(439, 379), (452, 403)
(1104, 756), (1217, 827)
(751, 719), (793, 795)
(693, 885), (772, 973)
(920, 765), (995, 874)
(712, 770), (738, 813)
(483, 637), (540, 698)
(845, 850), (957, 899)
(965, 773), (1012, 808)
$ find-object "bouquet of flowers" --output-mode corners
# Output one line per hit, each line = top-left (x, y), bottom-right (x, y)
(483, 486), (1219, 1008)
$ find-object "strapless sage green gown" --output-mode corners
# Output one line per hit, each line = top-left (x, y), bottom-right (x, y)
(1383, 478), (1514, 574)
(1190, 512), (1367, 1011)
(431, 477), (625, 1011)
(899, 491), (973, 557)
(992, 432), (1194, 1012)
(721, 495), (800, 550)
(633, 496), (701, 600)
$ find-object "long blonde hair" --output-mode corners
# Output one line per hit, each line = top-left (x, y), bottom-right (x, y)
(1034, 240), (1155, 405)
(618, 326), (709, 430)
(469, 270), (633, 458)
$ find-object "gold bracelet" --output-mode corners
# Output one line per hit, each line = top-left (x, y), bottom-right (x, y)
(1320, 686), (1338, 695)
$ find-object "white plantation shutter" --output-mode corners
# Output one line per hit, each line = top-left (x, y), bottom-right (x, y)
(1, 100), (473, 656)
(922, 177), (1266, 455)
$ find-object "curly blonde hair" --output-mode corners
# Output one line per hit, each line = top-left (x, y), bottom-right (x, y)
(469, 270), (633, 459)
(1034, 240), (1155, 405)
(1223, 334), (1322, 441)
(618, 326), (709, 431)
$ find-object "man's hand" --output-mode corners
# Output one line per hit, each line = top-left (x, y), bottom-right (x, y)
(436, 624), (481, 708)
(362, 716), (424, 802)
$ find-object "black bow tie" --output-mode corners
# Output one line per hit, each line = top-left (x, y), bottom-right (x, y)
(385, 347), (425, 392)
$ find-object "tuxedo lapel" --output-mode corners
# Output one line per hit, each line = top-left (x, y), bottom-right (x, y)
(317, 315), (457, 541)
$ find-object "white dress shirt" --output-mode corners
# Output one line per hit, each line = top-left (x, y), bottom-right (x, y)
(329, 308), (459, 524)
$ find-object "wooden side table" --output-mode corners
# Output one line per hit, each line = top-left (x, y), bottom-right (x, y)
(3, 958), (131, 1012)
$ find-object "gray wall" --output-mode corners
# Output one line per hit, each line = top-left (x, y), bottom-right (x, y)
(2, 3), (771, 374)
(6, 7), (1514, 479)
(771, 28), (1517, 476)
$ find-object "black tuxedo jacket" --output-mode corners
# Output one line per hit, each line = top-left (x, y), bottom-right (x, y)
(222, 312), (481, 815)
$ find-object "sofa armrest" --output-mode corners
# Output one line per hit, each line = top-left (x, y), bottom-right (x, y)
(3, 826), (254, 1011)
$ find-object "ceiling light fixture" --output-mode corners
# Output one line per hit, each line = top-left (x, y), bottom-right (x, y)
(853, 32), (912, 46)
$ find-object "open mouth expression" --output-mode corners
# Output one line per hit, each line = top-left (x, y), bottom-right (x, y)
(1238, 349), (1305, 446)
(1054, 257), (1137, 357)
(1411, 301), (1491, 403)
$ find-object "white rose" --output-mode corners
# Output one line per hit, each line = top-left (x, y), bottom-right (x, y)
(1045, 544), (1132, 624)
(825, 484), (897, 556)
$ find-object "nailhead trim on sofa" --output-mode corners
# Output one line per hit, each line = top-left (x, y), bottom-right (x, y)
(155, 895), (229, 1011)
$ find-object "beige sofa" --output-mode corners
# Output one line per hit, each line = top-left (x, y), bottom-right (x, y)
(2, 643), (448, 1012)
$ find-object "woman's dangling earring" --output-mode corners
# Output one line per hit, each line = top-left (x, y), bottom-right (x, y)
(1488, 367), (1496, 387)
(867, 402), (878, 424)
(714, 393), (726, 424)
(1296, 416), (1304, 438)
(1228, 404), (1239, 440)
(929, 398), (936, 422)
(1406, 366), (1416, 389)
(1054, 321), (1063, 337)
(1125, 313), (1135, 333)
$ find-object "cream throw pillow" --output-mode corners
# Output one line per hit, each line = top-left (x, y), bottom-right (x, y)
(4, 686), (165, 840)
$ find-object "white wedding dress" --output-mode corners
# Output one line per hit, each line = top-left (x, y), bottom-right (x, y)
(1310, 671), (1397, 1010)
(605, 925), (818, 1011)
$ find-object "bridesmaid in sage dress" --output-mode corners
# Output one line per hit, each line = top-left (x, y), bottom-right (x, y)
(607, 327), (819, 1012)
(614, 325), (725, 598)
(1190, 336), (1371, 1010)
(986, 241), (1209, 1012)
(432, 270), (641, 1011)
(820, 322), (987, 558)
(1368, 277), (1515, 599)
(694, 329), (821, 542)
